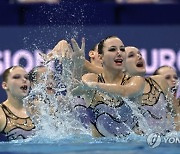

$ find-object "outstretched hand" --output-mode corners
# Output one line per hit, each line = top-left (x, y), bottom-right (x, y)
(69, 38), (86, 81)
(71, 79), (95, 97)
(71, 38), (85, 68)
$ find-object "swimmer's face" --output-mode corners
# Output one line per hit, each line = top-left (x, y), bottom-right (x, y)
(36, 67), (55, 94)
(125, 46), (146, 76)
(3, 66), (30, 98)
(100, 37), (125, 71)
(156, 66), (178, 88)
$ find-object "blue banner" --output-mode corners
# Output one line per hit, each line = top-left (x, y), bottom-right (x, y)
(0, 26), (179, 102)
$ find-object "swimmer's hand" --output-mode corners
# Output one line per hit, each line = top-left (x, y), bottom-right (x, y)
(71, 38), (85, 68)
(70, 38), (85, 80)
(39, 52), (54, 65)
(71, 80), (94, 96)
(85, 81), (98, 89)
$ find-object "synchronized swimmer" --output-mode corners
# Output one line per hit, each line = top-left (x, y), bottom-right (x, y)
(0, 36), (179, 141)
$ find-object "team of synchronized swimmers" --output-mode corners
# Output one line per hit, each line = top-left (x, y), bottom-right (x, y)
(0, 36), (179, 141)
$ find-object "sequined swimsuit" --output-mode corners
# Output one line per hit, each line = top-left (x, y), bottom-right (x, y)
(73, 97), (90, 129)
(87, 74), (138, 137)
(139, 77), (173, 133)
(0, 104), (35, 141)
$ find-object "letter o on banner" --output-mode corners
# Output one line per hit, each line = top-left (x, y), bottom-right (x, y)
(177, 50), (180, 71)
(12, 50), (34, 72)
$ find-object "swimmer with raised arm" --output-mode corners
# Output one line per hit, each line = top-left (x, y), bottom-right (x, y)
(71, 36), (145, 137)
(71, 43), (174, 135)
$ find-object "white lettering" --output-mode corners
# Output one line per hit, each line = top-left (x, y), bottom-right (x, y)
(0, 48), (179, 76)
(0, 51), (4, 75)
(4, 50), (11, 69)
(168, 137), (176, 144)
(141, 48), (158, 74)
(177, 50), (180, 71)
(164, 137), (180, 144)
(175, 137), (180, 143)
(12, 50), (34, 72)
(159, 49), (176, 67)
(164, 137), (169, 143)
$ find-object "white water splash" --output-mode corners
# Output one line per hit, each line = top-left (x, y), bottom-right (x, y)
(23, 60), (90, 142)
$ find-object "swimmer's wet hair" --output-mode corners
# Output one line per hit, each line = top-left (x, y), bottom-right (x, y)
(2, 66), (23, 82)
(98, 36), (125, 54)
(153, 65), (175, 75)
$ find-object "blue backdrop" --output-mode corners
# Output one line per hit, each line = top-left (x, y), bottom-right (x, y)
(0, 25), (180, 102)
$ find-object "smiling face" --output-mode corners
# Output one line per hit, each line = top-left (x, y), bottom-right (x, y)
(2, 66), (30, 99)
(155, 66), (178, 89)
(125, 46), (146, 76)
(100, 37), (125, 71)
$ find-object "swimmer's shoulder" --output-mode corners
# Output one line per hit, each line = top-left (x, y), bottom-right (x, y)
(0, 102), (7, 132)
(150, 75), (169, 94)
(82, 73), (99, 82)
(128, 75), (145, 86)
(130, 75), (145, 81)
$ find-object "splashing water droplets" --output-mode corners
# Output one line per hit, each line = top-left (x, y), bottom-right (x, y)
(23, 57), (89, 141)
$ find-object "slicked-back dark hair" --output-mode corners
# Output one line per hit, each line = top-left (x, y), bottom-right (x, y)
(2, 66), (22, 82)
(153, 65), (174, 75)
(98, 36), (119, 55)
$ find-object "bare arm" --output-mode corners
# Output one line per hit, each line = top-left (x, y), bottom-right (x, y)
(85, 76), (145, 99)
(71, 73), (97, 97)
(39, 40), (70, 64)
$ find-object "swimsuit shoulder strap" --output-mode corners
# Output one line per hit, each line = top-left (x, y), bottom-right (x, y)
(98, 73), (105, 83)
(121, 74), (132, 85)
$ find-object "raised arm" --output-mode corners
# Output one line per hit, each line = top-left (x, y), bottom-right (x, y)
(70, 38), (86, 80)
(71, 38), (103, 79)
(40, 40), (70, 64)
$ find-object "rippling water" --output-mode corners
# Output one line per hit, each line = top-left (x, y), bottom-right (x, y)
(0, 134), (180, 154)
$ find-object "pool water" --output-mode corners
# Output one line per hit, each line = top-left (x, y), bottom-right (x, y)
(1, 64), (179, 154)
(0, 135), (180, 154)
